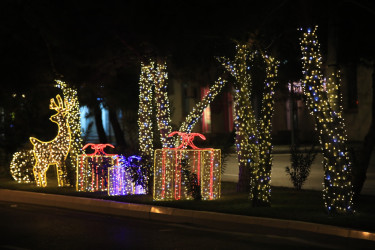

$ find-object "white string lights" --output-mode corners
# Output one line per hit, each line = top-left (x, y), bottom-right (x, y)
(179, 77), (227, 134)
(10, 80), (83, 187)
(218, 44), (279, 206)
(300, 26), (354, 214)
(30, 95), (73, 187)
(138, 61), (155, 162)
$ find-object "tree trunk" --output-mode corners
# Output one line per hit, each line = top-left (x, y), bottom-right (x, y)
(94, 101), (107, 143)
(237, 165), (251, 192)
(353, 64), (375, 200)
(108, 106), (127, 151)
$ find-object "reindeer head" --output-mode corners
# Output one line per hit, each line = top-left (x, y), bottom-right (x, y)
(49, 94), (74, 124)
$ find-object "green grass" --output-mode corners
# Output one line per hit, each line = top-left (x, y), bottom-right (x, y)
(1, 177), (374, 232)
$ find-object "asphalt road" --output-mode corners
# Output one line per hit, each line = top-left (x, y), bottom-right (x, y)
(1, 201), (374, 250)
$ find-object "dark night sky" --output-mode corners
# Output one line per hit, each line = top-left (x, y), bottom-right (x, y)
(1, 0), (375, 150)
(1, 0), (375, 92)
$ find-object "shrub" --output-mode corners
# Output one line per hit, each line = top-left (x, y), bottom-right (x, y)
(285, 145), (317, 190)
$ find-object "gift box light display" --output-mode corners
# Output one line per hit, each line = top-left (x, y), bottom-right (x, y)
(108, 155), (146, 196)
(153, 132), (221, 201)
(76, 143), (117, 192)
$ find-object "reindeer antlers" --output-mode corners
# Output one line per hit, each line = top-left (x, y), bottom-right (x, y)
(49, 94), (75, 112)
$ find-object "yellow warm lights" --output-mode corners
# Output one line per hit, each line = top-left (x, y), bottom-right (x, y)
(218, 45), (279, 206)
(10, 150), (35, 183)
(300, 26), (354, 214)
(30, 95), (73, 187)
(55, 80), (84, 170)
(179, 77), (227, 134)
(10, 80), (83, 187)
(153, 148), (221, 201)
(138, 61), (155, 161)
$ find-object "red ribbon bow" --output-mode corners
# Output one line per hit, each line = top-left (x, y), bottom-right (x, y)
(82, 143), (115, 156)
(168, 131), (206, 149)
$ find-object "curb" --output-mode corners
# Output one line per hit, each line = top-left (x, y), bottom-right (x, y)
(1, 189), (374, 242)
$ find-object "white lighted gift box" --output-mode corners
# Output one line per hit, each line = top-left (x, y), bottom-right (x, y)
(153, 132), (221, 201)
(76, 143), (117, 192)
(108, 155), (146, 196)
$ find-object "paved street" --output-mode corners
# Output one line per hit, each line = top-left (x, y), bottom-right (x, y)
(1, 201), (374, 249)
(222, 150), (375, 195)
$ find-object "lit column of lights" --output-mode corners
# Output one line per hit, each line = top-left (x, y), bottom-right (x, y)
(55, 80), (83, 179)
(153, 61), (174, 148)
(218, 44), (260, 201)
(218, 45), (279, 206)
(179, 77), (227, 134)
(10, 150), (35, 183)
(300, 26), (354, 214)
(30, 95), (73, 187)
(137, 61), (155, 161)
(255, 53), (279, 205)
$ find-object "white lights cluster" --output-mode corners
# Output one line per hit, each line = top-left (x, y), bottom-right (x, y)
(10, 150), (35, 183)
(55, 80), (84, 172)
(300, 26), (354, 214)
(153, 61), (174, 148)
(137, 61), (155, 162)
(30, 95), (73, 187)
(218, 45), (279, 206)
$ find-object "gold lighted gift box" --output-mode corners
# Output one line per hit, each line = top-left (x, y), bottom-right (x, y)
(153, 132), (221, 201)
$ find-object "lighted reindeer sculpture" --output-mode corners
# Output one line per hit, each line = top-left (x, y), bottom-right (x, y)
(30, 95), (73, 187)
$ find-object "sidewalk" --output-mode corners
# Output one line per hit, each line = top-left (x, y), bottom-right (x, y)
(222, 146), (375, 196)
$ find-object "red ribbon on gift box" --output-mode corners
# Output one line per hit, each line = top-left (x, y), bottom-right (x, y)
(82, 143), (115, 156)
(168, 131), (208, 149)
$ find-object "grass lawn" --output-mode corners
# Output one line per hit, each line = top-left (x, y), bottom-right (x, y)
(1, 177), (374, 232)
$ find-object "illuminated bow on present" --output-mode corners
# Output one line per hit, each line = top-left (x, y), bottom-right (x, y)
(82, 143), (115, 156)
(168, 131), (206, 149)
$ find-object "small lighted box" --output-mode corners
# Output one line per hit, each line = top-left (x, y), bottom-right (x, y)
(76, 143), (116, 192)
(153, 132), (221, 201)
(108, 155), (146, 196)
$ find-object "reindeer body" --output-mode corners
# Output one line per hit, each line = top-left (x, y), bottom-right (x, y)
(30, 95), (73, 187)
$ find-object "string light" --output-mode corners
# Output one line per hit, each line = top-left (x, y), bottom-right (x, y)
(153, 132), (221, 201)
(30, 95), (73, 187)
(10, 80), (83, 186)
(10, 150), (35, 183)
(55, 80), (84, 174)
(299, 26), (354, 214)
(138, 59), (228, 194)
(108, 155), (146, 196)
(153, 61), (174, 148)
(137, 61), (155, 162)
(218, 45), (279, 206)
(77, 144), (117, 192)
(179, 77), (227, 134)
